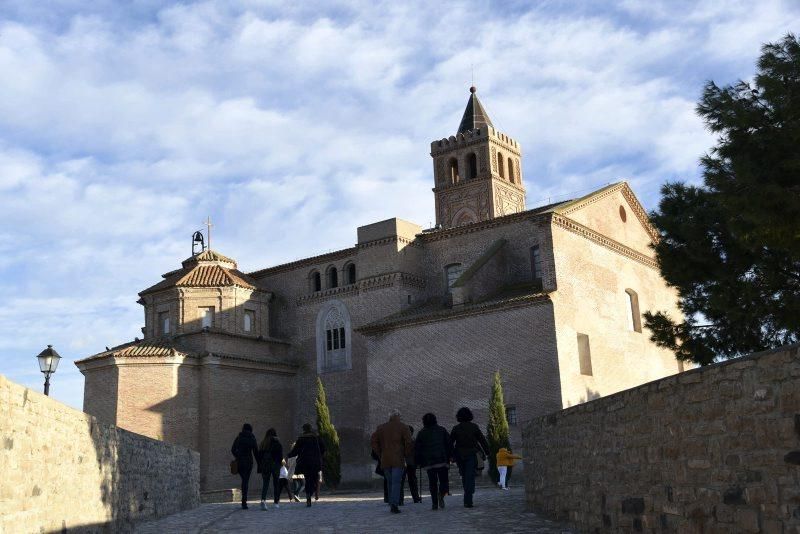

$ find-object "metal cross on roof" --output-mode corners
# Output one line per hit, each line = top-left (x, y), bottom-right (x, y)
(204, 216), (213, 250)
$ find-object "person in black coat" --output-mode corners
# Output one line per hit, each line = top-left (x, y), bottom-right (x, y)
(231, 423), (259, 509)
(415, 413), (453, 510)
(450, 407), (489, 508)
(258, 428), (284, 509)
(287, 423), (326, 507)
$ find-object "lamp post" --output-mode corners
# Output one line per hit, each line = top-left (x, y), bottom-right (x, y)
(36, 344), (61, 396)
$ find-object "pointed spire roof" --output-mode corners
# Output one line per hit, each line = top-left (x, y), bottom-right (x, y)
(457, 86), (494, 134)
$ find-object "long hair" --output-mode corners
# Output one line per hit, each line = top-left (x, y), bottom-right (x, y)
(456, 406), (474, 423)
(260, 427), (277, 451)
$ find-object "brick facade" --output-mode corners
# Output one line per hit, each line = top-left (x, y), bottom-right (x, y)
(76, 92), (686, 491)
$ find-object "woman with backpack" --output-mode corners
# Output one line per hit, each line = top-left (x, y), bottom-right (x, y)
(258, 428), (284, 510)
(287, 423), (326, 507)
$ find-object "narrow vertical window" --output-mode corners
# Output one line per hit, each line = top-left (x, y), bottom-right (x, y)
(244, 310), (254, 333)
(158, 312), (170, 335)
(467, 153), (478, 180)
(327, 266), (338, 289)
(449, 158), (460, 184)
(507, 157), (515, 183)
(326, 329), (332, 351)
(201, 307), (214, 329)
(445, 263), (463, 292)
(505, 405), (517, 426)
(346, 263), (356, 285)
(577, 333), (593, 376)
(530, 246), (542, 282)
(339, 327), (345, 348)
(311, 271), (322, 292)
(497, 151), (505, 178)
(625, 289), (642, 333)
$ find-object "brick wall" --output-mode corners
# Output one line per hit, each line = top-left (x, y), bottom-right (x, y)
(522, 345), (800, 533)
(0, 374), (199, 533)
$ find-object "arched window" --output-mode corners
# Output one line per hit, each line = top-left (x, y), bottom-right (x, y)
(345, 263), (356, 285)
(507, 157), (515, 183)
(316, 300), (352, 373)
(449, 158), (460, 184)
(327, 266), (338, 289)
(467, 153), (478, 180)
(497, 151), (505, 179)
(625, 289), (642, 332)
(310, 271), (322, 292)
(444, 263), (463, 293)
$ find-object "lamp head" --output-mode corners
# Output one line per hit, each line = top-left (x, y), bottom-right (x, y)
(36, 345), (61, 374)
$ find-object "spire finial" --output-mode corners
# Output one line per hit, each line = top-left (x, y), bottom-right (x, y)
(470, 85), (476, 94)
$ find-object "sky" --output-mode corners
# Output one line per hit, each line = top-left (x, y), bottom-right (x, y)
(1, 0), (798, 410)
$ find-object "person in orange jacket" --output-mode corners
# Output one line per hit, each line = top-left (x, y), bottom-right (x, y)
(495, 447), (522, 490)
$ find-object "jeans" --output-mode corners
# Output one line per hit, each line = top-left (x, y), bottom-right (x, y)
(426, 466), (449, 507)
(239, 464), (253, 505)
(261, 466), (280, 502)
(498, 466), (508, 488)
(384, 467), (404, 506)
(459, 454), (477, 505)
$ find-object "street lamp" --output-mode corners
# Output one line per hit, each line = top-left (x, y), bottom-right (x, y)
(36, 344), (61, 396)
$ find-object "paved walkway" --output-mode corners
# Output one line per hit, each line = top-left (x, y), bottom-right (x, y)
(135, 487), (573, 533)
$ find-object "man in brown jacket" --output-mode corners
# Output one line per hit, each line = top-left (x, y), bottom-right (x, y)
(371, 409), (413, 514)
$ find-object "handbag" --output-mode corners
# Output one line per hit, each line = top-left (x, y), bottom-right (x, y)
(230, 459), (239, 475)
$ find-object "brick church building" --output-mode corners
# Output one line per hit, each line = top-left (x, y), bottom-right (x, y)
(76, 88), (684, 492)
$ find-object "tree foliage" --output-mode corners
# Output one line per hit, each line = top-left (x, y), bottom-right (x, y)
(645, 34), (800, 364)
(315, 377), (341, 489)
(486, 371), (511, 484)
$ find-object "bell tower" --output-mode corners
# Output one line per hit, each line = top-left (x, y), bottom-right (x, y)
(430, 87), (526, 228)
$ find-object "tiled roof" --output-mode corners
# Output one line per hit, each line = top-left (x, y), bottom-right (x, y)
(358, 283), (550, 334)
(75, 339), (192, 364)
(140, 250), (259, 296)
(182, 249), (237, 268)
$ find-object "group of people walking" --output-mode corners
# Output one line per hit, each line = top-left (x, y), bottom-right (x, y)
(231, 407), (522, 514)
(231, 422), (325, 510)
(371, 406), (522, 514)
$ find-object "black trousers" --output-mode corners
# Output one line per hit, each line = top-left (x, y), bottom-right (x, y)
(426, 466), (449, 506)
(239, 464), (253, 504)
(304, 474), (318, 498)
(401, 465), (420, 502)
(261, 466), (280, 502)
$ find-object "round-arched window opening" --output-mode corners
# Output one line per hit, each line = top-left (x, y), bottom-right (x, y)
(619, 205), (627, 222)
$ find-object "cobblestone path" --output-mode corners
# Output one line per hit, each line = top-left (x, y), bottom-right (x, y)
(135, 486), (573, 533)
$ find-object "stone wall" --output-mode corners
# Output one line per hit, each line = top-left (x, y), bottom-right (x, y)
(0, 374), (199, 533)
(522, 345), (800, 533)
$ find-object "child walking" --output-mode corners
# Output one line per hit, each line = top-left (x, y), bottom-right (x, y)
(279, 459), (300, 502)
(495, 447), (523, 490)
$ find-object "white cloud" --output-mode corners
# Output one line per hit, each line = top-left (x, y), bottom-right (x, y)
(0, 0), (798, 409)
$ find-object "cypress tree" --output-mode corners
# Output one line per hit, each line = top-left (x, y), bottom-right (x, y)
(486, 371), (510, 484)
(315, 377), (341, 489)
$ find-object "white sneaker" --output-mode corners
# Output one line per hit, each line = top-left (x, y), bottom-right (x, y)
(502, 487), (509, 491)
(260, 501), (268, 510)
